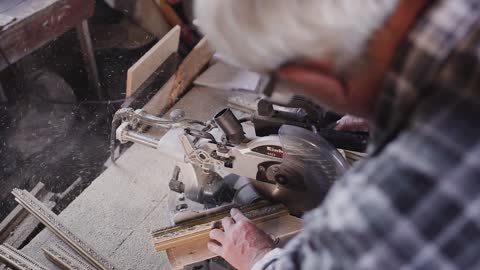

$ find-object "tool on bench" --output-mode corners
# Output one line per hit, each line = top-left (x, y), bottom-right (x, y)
(111, 104), (350, 218)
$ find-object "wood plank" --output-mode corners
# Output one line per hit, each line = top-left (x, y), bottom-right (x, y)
(126, 25), (180, 97)
(0, 0), (94, 70)
(142, 74), (176, 115)
(122, 54), (179, 110)
(142, 37), (213, 116)
(166, 215), (303, 270)
(167, 37), (213, 106)
(4, 197), (55, 249)
(153, 203), (288, 251)
(0, 182), (47, 244)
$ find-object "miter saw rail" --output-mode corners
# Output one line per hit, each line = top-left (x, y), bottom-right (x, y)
(110, 107), (349, 215)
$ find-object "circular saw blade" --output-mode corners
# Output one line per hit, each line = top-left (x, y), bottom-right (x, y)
(252, 125), (349, 214)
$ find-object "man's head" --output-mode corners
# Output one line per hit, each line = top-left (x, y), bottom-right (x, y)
(194, 0), (401, 118)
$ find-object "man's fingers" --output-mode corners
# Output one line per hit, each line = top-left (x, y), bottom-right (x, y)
(231, 208), (248, 223)
(335, 115), (370, 132)
(221, 217), (235, 230)
(209, 229), (225, 243)
(207, 241), (224, 256)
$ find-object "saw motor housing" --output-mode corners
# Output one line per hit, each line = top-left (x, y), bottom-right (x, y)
(112, 107), (349, 219)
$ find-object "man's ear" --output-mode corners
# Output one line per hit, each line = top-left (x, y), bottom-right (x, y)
(276, 61), (349, 111)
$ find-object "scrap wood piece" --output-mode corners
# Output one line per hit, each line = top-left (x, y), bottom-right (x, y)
(122, 53), (179, 110)
(143, 37), (213, 116)
(0, 182), (50, 245)
(126, 25), (181, 97)
(0, 243), (48, 270)
(152, 202), (289, 251)
(43, 244), (96, 270)
(11, 189), (115, 270)
(167, 37), (213, 105)
(166, 214), (303, 270)
(3, 196), (55, 249)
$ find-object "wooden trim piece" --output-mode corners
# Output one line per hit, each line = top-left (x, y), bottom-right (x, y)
(43, 245), (96, 270)
(0, 182), (47, 244)
(152, 203), (289, 251)
(0, 243), (48, 270)
(126, 25), (181, 97)
(166, 215), (303, 270)
(11, 189), (115, 270)
(3, 194), (55, 249)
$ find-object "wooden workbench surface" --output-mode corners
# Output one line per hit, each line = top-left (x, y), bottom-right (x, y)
(0, 0), (94, 69)
(20, 86), (251, 270)
(1, 1), (58, 22)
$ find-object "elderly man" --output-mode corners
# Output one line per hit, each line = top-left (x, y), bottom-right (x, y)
(194, 0), (480, 269)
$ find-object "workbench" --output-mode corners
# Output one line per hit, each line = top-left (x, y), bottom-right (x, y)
(0, 0), (103, 98)
(20, 86), (244, 269)
(14, 27), (303, 269)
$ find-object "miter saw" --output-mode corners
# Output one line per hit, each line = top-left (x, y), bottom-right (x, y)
(111, 106), (350, 221)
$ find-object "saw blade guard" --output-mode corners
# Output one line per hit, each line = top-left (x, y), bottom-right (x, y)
(278, 125), (349, 207)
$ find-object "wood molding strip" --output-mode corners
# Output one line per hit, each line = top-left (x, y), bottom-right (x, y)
(11, 189), (115, 270)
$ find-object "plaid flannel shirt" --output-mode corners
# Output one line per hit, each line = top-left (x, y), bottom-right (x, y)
(254, 0), (480, 269)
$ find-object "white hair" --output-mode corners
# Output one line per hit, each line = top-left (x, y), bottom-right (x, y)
(194, 0), (398, 73)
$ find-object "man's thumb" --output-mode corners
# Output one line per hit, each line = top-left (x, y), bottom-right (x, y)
(231, 208), (248, 222)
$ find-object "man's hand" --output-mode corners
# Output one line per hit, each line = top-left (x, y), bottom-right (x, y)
(208, 208), (275, 270)
(335, 115), (370, 132)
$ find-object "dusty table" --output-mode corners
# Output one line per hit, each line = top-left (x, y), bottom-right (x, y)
(0, 0), (103, 99)
(20, 86), (243, 270)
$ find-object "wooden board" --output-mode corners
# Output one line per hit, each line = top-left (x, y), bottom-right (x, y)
(126, 25), (180, 97)
(142, 74), (176, 116)
(166, 215), (303, 270)
(142, 37), (213, 116)
(152, 203), (288, 251)
(0, 182), (47, 244)
(122, 54), (179, 110)
(167, 38), (213, 105)
(0, 0), (94, 70)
